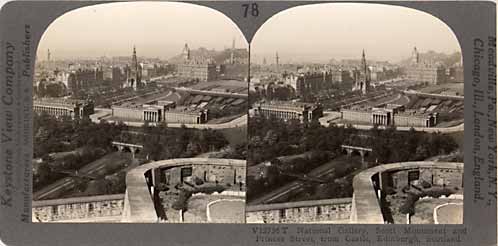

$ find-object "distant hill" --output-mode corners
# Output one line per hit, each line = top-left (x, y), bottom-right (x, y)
(399, 50), (461, 67)
(168, 47), (248, 65)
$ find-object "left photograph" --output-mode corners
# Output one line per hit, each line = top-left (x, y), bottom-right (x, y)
(31, 2), (248, 223)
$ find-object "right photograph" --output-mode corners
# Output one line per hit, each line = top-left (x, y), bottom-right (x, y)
(246, 3), (464, 224)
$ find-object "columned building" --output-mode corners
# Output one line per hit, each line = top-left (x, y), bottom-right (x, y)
(34, 98), (94, 120)
(111, 104), (208, 124)
(255, 101), (323, 123)
(340, 103), (438, 127)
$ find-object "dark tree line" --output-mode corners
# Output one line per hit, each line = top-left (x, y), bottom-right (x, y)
(33, 113), (128, 192)
(247, 116), (460, 202)
(118, 123), (230, 161)
(35, 81), (66, 97)
(248, 116), (459, 167)
(34, 113), (127, 158)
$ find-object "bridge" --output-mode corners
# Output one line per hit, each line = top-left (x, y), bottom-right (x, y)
(341, 145), (373, 167)
(111, 141), (143, 158)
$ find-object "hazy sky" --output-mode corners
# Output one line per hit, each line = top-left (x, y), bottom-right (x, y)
(38, 2), (461, 63)
(252, 3), (461, 63)
(37, 2), (247, 60)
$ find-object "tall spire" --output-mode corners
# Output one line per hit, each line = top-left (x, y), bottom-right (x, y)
(183, 43), (191, 61)
(412, 46), (419, 64)
(47, 49), (51, 62)
(275, 52), (279, 67)
(230, 37), (235, 64)
(132, 45), (138, 68)
(361, 49), (367, 72)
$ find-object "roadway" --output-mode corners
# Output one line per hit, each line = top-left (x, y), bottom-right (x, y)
(100, 114), (247, 130)
(318, 112), (464, 133)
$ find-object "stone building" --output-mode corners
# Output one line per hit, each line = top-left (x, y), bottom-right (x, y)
(331, 69), (353, 83)
(111, 104), (208, 124)
(448, 65), (464, 83)
(32, 194), (125, 222)
(66, 67), (104, 92)
(103, 66), (123, 85)
(340, 103), (438, 127)
(283, 71), (335, 99)
(176, 43), (218, 82)
(33, 98), (94, 120)
(405, 47), (447, 85)
(177, 63), (217, 82)
(246, 198), (352, 223)
(254, 100), (323, 123)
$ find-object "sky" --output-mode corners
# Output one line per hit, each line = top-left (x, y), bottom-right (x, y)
(37, 2), (247, 60)
(37, 2), (461, 63)
(251, 3), (461, 64)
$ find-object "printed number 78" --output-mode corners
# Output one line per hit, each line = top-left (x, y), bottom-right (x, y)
(242, 3), (259, 17)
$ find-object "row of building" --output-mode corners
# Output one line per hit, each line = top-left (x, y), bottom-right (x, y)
(253, 100), (323, 123)
(33, 96), (209, 125)
(35, 42), (249, 96)
(33, 98), (94, 120)
(176, 43), (248, 82)
(111, 100), (208, 124)
(404, 47), (463, 85)
(252, 99), (438, 128)
(254, 50), (403, 100)
(340, 103), (438, 127)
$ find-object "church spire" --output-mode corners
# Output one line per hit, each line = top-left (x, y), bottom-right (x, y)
(412, 46), (419, 64)
(361, 49), (367, 72)
(230, 37), (235, 64)
(275, 52), (279, 67)
(132, 45), (139, 73)
(183, 43), (191, 61)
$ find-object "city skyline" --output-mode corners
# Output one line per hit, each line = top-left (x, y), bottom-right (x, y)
(36, 2), (247, 60)
(251, 3), (461, 63)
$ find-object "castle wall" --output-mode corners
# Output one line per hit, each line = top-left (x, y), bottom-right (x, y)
(351, 162), (464, 224)
(246, 198), (352, 223)
(388, 166), (464, 190)
(161, 164), (246, 186)
(32, 194), (125, 222)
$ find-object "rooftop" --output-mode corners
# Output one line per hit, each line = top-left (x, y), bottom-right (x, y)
(258, 100), (319, 110)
